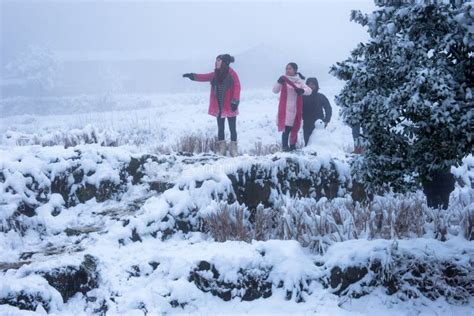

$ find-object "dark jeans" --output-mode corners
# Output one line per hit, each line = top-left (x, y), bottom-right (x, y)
(352, 123), (361, 139)
(281, 126), (293, 151)
(352, 123), (366, 147)
(303, 121), (315, 146)
(217, 116), (237, 141)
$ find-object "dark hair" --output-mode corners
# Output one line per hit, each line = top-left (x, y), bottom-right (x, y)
(287, 62), (305, 79)
(288, 62), (298, 71)
(217, 54), (235, 66)
(306, 77), (319, 92)
(213, 54), (234, 85)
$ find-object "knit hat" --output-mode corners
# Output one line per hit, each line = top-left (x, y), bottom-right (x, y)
(217, 54), (235, 66)
(306, 77), (319, 92)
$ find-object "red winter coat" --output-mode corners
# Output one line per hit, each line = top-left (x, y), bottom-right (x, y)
(273, 76), (312, 145)
(194, 68), (241, 118)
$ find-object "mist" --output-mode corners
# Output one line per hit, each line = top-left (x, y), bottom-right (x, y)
(0, 0), (375, 97)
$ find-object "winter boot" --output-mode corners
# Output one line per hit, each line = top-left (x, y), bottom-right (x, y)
(229, 141), (238, 157)
(289, 144), (297, 152)
(216, 140), (227, 156)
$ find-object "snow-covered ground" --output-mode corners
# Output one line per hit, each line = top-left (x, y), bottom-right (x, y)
(0, 86), (353, 159)
(0, 87), (473, 315)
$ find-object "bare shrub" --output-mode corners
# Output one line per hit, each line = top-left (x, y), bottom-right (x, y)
(463, 206), (474, 240)
(304, 198), (360, 253)
(172, 134), (217, 154)
(204, 203), (250, 242)
(448, 188), (474, 240)
(393, 196), (424, 238)
(151, 145), (172, 155)
(346, 201), (371, 238)
(203, 191), (471, 252)
(429, 188), (474, 241)
(253, 204), (278, 241)
(249, 141), (281, 156)
(0, 216), (29, 235)
(6, 126), (120, 148)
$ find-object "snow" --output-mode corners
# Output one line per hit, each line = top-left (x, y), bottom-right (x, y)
(305, 118), (353, 160)
(322, 237), (474, 270)
(0, 87), (472, 315)
(0, 87), (349, 155)
(2, 233), (472, 315)
(0, 274), (63, 313)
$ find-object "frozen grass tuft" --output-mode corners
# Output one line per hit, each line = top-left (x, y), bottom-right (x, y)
(204, 192), (473, 253)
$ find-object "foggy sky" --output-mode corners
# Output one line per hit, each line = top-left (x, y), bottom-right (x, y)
(1, 0), (374, 65)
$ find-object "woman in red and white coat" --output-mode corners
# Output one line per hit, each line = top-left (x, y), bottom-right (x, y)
(183, 54), (241, 157)
(273, 62), (312, 151)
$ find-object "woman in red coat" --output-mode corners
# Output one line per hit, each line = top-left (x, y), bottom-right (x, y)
(183, 54), (241, 157)
(273, 62), (312, 151)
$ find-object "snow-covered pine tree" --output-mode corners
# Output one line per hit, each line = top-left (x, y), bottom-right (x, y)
(330, 1), (473, 198)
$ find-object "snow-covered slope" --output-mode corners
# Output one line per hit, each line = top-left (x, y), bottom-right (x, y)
(0, 89), (472, 315)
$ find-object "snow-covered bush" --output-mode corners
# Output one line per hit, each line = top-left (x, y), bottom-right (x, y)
(3, 125), (120, 148)
(204, 192), (472, 253)
(321, 238), (474, 304)
(330, 2), (473, 193)
(203, 203), (251, 242)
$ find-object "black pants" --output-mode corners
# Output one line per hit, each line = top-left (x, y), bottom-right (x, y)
(303, 121), (315, 146)
(281, 126), (293, 150)
(217, 116), (237, 141)
(352, 123), (367, 148)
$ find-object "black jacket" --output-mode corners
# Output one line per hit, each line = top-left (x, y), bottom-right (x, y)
(302, 91), (332, 124)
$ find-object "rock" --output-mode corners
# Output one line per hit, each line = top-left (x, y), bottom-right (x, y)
(0, 261), (31, 271)
(228, 157), (350, 212)
(189, 260), (272, 302)
(130, 228), (142, 242)
(74, 180), (121, 204)
(75, 183), (99, 204)
(17, 202), (36, 217)
(148, 181), (174, 193)
(42, 244), (84, 257)
(148, 261), (160, 271)
(19, 252), (37, 260)
(229, 172), (273, 210)
(95, 180), (121, 203)
(124, 157), (145, 185)
(64, 226), (103, 236)
(41, 254), (99, 302)
(51, 174), (71, 207)
(127, 265), (141, 278)
(170, 299), (187, 308)
(0, 291), (53, 312)
(86, 297), (109, 315)
(324, 252), (474, 304)
(329, 266), (368, 295)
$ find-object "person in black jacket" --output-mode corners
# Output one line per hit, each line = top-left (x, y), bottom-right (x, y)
(302, 77), (332, 146)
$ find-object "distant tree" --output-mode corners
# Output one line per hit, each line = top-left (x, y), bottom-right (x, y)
(6, 45), (61, 91)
